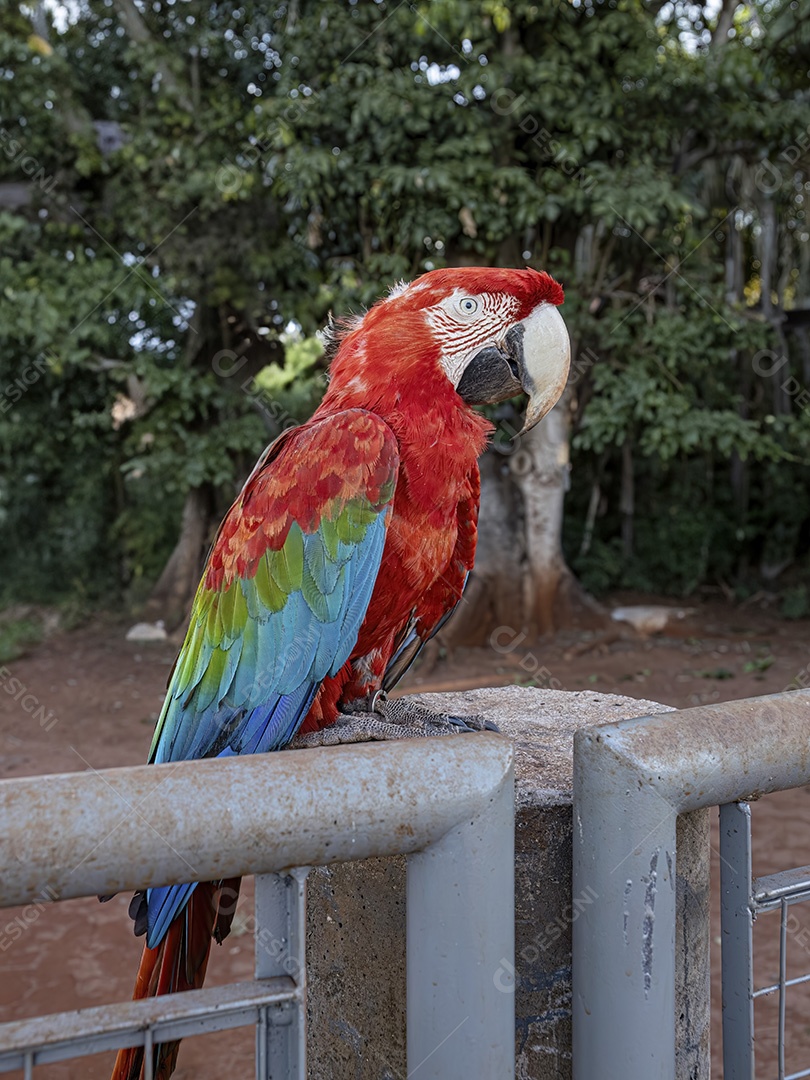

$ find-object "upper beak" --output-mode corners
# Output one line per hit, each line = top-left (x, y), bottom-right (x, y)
(455, 302), (571, 434)
(509, 303), (571, 434)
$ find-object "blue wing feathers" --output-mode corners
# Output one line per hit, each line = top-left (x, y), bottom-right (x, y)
(228, 617), (259, 707)
(144, 427), (396, 947)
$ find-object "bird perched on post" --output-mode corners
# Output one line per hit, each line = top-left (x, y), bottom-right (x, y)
(111, 266), (569, 1080)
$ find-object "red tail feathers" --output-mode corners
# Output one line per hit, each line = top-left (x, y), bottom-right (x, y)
(111, 878), (241, 1080)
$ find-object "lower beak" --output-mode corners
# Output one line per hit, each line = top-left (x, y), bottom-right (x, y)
(513, 303), (571, 434)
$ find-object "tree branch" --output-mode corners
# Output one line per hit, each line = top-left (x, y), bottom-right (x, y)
(112, 0), (194, 112)
(675, 140), (757, 174)
(711, 0), (740, 48)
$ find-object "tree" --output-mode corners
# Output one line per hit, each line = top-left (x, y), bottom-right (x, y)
(1, 0), (808, 631)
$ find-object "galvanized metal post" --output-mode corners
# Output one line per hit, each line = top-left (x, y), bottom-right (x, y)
(572, 735), (678, 1080)
(573, 691), (810, 1080)
(0, 735), (515, 1077)
(254, 870), (308, 1080)
(719, 802), (755, 1080)
(0, 736), (514, 908)
(406, 761), (515, 1080)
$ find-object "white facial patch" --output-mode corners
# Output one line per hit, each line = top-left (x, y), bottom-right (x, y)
(426, 289), (520, 387)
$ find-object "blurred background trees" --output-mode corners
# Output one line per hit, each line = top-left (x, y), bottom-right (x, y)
(1, 0), (809, 633)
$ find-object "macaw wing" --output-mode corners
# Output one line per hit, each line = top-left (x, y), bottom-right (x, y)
(381, 576), (468, 692)
(144, 409), (398, 946)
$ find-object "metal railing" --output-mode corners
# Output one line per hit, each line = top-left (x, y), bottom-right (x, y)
(571, 688), (810, 1080)
(721, 801), (810, 1080)
(0, 735), (515, 1079)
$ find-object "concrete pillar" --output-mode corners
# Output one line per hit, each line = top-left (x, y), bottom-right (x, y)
(304, 686), (710, 1079)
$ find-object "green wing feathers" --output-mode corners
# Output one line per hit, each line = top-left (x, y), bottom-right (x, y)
(149, 409), (398, 766)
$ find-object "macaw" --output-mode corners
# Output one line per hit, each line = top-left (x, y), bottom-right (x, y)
(111, 266), (569, 1080)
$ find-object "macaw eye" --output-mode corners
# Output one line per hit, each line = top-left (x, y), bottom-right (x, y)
(457, 297), (479, 316)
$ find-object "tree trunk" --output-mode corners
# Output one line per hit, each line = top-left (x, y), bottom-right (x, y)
(509, 401), (572, 634)
(711, 0), (739, 47)
(143, 485), (214, 629)
(442, 393), (587, 647)
(620, 437), (635, 559)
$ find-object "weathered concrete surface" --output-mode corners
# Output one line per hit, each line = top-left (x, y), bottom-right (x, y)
(305, 686), (709, 1080)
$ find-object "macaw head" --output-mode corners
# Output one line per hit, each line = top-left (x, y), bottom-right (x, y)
(325, 266), (570, 434)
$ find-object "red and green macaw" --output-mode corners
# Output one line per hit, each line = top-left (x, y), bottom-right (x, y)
(112, 266), (569, 1080)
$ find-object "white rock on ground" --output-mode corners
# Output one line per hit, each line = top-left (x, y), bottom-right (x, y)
(125, 621), (167, 642)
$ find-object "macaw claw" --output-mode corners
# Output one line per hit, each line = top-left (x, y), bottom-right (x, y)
(286, 697), (496, 748)
(384, 698), (499, 733)
(444, 713), (500, 733)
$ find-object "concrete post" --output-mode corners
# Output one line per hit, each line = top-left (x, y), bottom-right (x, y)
(304, 686), (710, 1080)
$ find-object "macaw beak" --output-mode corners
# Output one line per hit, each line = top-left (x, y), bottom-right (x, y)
(512, 302), (571, 434)
(455, 302), (571, 435)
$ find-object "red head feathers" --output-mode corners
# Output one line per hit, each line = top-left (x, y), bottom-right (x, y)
(320, 266), (569, 438)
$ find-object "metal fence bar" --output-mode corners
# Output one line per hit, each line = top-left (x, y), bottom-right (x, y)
(406, 758), (515, 1079)
(755, 866), (810, 905)
(719, 813), (810, 1080)
(0, 737), (511, 908)
(572, 740), (678, 1079)
(254, 870), (308, 1078)
(143, 1027), (154, 1080)
(756, 973), (810, 998)
(572, 689), (810, 1080)
(720, 801), (755, 1080)
(0, 979), (296, 1072)
(0, 735), (514, 1079)
(780, 897), (789, 1080)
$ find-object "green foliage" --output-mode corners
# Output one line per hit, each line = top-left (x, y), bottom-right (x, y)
(1, 0), (808, 608)
(253, 336), (327, 433)
(743, 654), (775, 674)
(0, 617), (43, 664)
(781, 585), (810, 620)
(568, 536), (626, 596)
(694, 667), (736, 680)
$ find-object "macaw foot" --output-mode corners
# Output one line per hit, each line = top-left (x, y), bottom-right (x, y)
(286, 694), (498, 749)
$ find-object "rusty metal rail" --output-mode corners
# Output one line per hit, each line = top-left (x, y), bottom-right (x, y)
(0, 735), (515, 1079)
(572, 689), (810, 1080)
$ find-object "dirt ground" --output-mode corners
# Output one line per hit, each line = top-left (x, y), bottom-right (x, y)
(1, 597), (809, 1078)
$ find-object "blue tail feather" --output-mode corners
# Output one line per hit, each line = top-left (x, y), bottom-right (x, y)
(146, 881), (198, 950)
(145, 681), (318, 948)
